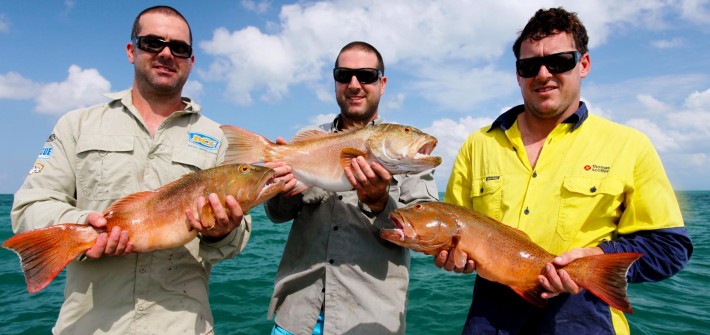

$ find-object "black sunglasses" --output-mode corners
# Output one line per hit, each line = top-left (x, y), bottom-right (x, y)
(516, 51), (582, 78)
(333, 67), (382, 84)
(132, 36), (193, 58)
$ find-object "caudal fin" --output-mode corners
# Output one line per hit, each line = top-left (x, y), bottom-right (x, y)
(220, 125), (275, 164)
(568, 252), (643, 314)
(1, 224), (98, 293)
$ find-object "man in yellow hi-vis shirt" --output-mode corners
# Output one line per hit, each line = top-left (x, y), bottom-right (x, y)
(440, 7), (693, 335)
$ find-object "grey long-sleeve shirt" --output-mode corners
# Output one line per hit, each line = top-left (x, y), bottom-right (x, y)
(266, 118), (439, 335)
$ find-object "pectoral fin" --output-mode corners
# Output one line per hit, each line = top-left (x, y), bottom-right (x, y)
(340, 148), (368, 170)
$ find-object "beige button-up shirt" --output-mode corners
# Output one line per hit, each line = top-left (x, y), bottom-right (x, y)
(265, 118), (439, 335)
(11, 89), (251, 335)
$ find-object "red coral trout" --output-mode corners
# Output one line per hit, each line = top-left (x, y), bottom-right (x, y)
(220, 123), (441, 192)
(380, 202), (643, 313)
(3, 163), (284, 293)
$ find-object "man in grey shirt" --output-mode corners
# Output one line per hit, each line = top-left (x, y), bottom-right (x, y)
(265, 41), (439, 335)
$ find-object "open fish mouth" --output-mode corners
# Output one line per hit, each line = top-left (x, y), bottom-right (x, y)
(381, 212), (409, 241)
(417, 138), (437, 156)
(258, 176), (285, 199)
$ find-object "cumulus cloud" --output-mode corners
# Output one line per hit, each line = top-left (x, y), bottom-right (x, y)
(424, 116), (495, 188)
(0, 13), (9, 32)
(0, 72), (38, 99)
(309, 113), (337, 126)
(652, 38), (685, 49)
(35, 65), (111, 115)
(242, 0), (271, 14)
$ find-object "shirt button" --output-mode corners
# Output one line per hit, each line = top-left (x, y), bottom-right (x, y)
(329, 259), (334, 264)
(139, 267), (147, 273)
(338, 195), (343, 200)
(137, 304), (144, 311)
(148, 154), (155, 159)
(333, 226), (339, 231)
(479, 187), (484, 193)
(524, 207), (530, 215)
(322, 288), (325, 293)
(532, 171), (537, 178)
(590, 186), (597, 193)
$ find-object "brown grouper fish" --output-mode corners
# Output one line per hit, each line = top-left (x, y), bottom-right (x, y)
(3, 163), (284, 293)
(380, 201), (643, 313)
(220, 123), (441, 192)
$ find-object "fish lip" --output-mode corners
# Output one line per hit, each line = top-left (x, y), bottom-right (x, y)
(417, 138), (438, 156)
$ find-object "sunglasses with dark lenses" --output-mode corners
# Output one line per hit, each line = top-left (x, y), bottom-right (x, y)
(516, 51), (581, 78)
(132, 36), (193, 58)
(333, 68), (382, 84)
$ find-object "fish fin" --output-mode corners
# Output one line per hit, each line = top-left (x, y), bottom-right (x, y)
(566, 252), (643, 314)
(199, 203), (216, 229)
(290, 130), (336, 143)
(104, 190), (155, 215)
(1, 224), (98, 293)
(220, 125), (274, 164)
(340, 148), (368, 169)
(452, 245), (468, 268)
(510, 285), (548, 308)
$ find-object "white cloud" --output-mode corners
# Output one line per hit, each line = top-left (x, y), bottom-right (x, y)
(424, 116), (495, 188)
(34, 65), (111, 115)
(652, 38), (685, 49)
(242, 0), (271, 14)
(183, 80), (204, 102)
(0, 13), (9, 32)
(0, 72), (38, 99)
(679, 0), (710, 26)
(309, 113), (337, 125)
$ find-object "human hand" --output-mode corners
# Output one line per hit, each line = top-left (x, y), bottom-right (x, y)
(84, 212), (133, 259)
(434, 249), (476, 274)
(264, 161), (303, 196)
(538, 247), (604, 298)
(345, 156), (391, 213)
(186, 193), (244, 242)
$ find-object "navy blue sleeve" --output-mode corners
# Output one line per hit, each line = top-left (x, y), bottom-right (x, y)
(598, 227), (693, 283)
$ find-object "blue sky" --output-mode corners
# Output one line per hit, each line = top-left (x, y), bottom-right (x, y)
(1, 0), (709, 194)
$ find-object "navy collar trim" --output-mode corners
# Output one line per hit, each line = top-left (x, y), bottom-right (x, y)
(488, 101), (588, 132)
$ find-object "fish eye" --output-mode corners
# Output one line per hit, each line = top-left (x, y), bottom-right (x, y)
(403, 127), (412, 133)
(239, 164), (251, 173)
(413, 204), (424, 211)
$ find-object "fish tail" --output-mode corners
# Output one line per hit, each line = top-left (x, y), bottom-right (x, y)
(1, 224), (98, 294)
(220, 125), (275, 164)
(567, 252), (643, 314)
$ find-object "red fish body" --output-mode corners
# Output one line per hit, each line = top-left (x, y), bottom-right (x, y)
(3, 163), (284, 293)
(380, 201), (642, 313)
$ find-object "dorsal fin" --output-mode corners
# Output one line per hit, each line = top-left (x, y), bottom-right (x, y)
(290, 129), (333, 143)
(104, 191), (155, 215)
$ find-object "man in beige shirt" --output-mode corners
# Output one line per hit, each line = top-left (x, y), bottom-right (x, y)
(265, 41), (439, 335)
(11, 6), (248, 334)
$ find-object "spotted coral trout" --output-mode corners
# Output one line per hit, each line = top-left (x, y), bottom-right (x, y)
(380, 201), (642, 313)
(220, 123), (441, 192)
(3, 163), (284, 293)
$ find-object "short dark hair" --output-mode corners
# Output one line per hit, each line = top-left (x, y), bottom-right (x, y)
(131, 6), (192, 45)
(512, 7), (588, 59)
(335, 41), (385, 74)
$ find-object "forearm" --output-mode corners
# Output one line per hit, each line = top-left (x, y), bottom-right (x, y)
(598, 227), (692, 282)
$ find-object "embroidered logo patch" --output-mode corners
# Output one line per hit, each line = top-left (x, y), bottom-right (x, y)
(29, 162), (44, 175)
(584, 164), (610, 173)
(188, 132), (220, 153)
(38, 146), (53, 159)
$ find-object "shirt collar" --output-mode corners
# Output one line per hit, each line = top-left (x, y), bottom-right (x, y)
(332, 115), (380, 132)
(104, 89), (201, 115)
(488, 101), (588, 132)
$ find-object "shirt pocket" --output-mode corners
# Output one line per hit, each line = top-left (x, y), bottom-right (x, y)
(76, 134), (135, 200)
(470, 176), (503, 221)
(557, 176), (625, 243)
(168, 147), (217, 181)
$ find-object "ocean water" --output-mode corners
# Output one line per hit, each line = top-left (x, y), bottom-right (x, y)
(0, 192), (708, 334)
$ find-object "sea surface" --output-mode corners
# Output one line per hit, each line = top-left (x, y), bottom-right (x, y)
(0, 192), (708, 334)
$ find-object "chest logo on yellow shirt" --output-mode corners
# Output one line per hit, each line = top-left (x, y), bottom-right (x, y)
(584, 164), (610, 173)
(188, 132), (220, 153)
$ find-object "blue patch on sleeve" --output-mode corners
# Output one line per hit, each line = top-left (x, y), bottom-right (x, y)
(38, 146), (53, 159)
